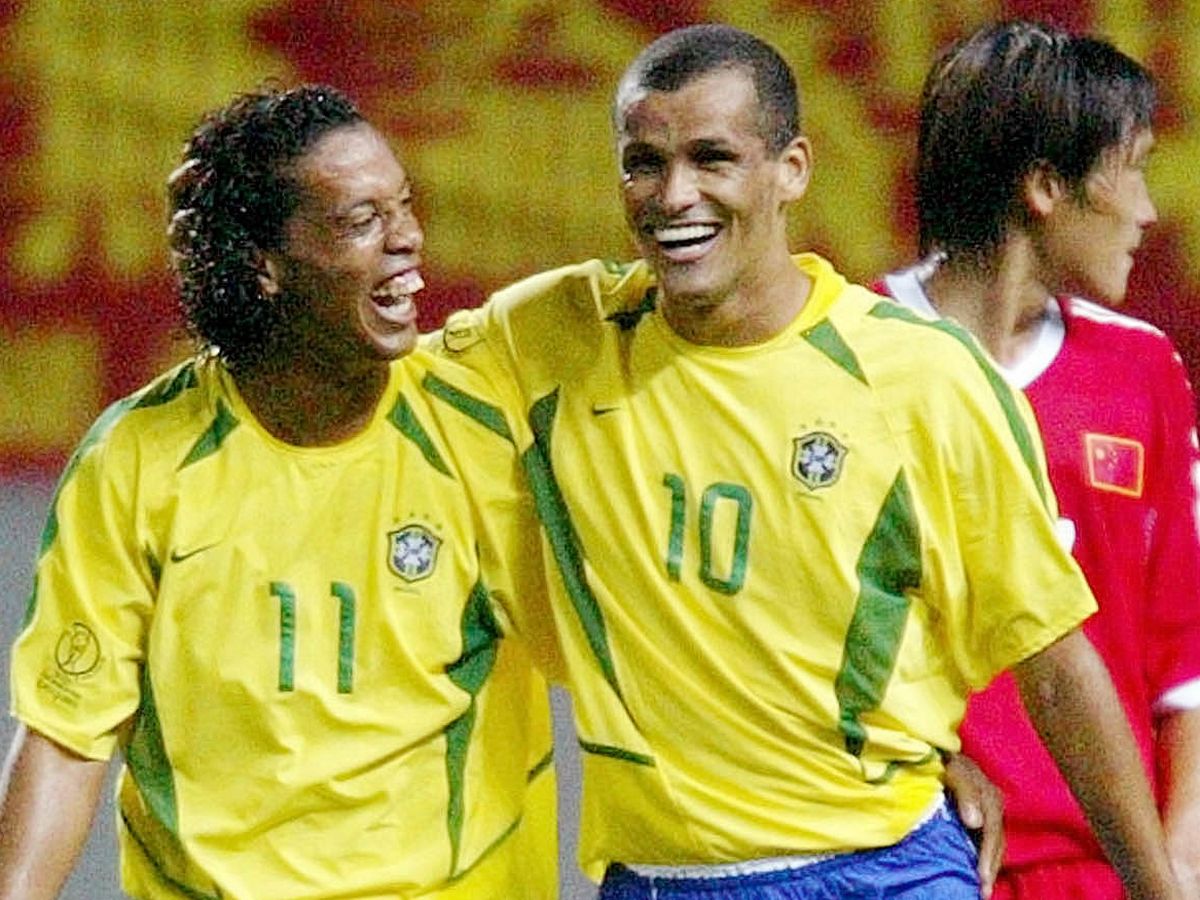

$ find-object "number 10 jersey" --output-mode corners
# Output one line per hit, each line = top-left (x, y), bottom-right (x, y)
(440, 253), (1097, 877)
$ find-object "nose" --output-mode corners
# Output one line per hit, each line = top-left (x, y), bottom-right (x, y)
(659, 161), (700, 215)
(1139, 187), (1158, 229)
(384, 205), (423, 255)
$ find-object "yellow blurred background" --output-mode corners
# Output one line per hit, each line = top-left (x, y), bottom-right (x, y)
(2, 0), (1199, 473)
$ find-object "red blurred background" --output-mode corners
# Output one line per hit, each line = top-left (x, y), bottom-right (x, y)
(2, 0), (1197, 475)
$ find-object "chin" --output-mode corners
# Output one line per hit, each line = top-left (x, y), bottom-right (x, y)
(371, 329), (419, 361)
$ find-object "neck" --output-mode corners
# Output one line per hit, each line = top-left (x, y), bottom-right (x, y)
(661, 246), (811, 347)
(921, 239), (1052, 367)
(234, 354), (391, 447)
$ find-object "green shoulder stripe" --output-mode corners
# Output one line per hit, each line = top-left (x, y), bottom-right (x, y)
(388, 393), (451, 477)
(178, 397), (239, 470)
(27, 363), (201, 628)
(422, 372), (514, 443)
(522, 390), (625, 706)
(135, 362), (198, 410)
(41, 362), (201, 558)
(834, 471), (921, 758)
(802, 320), (868, 385)
(868, 301), (1047, 502)
(443, 579), (503, 873)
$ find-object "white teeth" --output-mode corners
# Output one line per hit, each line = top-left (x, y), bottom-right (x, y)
(655, 224), (718, 244)
(372, 270), (425, 301)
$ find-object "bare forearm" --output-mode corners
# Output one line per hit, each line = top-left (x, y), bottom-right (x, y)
(1014, 630), (1180, 900)
(1160, 707), (1200, 894)
(0, 725), (108, 900)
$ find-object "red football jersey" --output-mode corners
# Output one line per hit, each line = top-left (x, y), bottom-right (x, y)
(879, 267), (1200, 871)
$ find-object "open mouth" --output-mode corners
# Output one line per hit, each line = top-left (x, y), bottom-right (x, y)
(371, 269), (425, 307)
(653, 223), (721, 261)
(368, 269), (424, 327)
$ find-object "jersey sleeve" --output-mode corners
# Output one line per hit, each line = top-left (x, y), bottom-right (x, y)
(419, 335), (565, 684)
(9, 426), (154, 760)
(904, 341), (1097, 690)
(1143, 341), (1200, 710)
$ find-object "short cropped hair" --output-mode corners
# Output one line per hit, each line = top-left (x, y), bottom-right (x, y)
(614, 23), (801, 153)
(168, 84), (363, 371)
(917, 20), (1155, 259)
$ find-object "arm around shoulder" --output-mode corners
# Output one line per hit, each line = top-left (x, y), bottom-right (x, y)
(0, 725), (108, 900)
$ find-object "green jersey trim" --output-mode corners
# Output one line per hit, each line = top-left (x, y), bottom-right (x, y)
(422, 372), (514, 443)
(527, 748), (554, 782)
(388, 393), (452, 476)
(118, 809), (223, 900)
(125, 666), (181, 835)
(28, 363), (200, 628)
(443, 809), (523, 886)
(179, 397), (240, 471)
(523, 390), (625, 704)
(444, 579), (502, 873)
(867, 301), (1047, 503)
(834, 471), (922, 758)
(578, 739), (656, 768)
(802, 320), (868, 385)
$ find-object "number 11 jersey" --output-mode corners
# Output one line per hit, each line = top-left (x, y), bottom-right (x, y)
(10, 349), (556, 899)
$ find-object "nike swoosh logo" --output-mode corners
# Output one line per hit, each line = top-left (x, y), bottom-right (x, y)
(591, 405), (622, 417)
(169, 543), (219, 563)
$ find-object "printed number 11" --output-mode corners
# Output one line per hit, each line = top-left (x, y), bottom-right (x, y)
(270, 581), (357, 693)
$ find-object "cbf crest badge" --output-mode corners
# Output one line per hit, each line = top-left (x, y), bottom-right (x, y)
(792, 431), (847, 490)
(388, 523), (441, 582)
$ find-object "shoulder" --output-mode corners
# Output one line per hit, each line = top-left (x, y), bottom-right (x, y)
(1061, 296), (1179, 359)
(74, 357), (217, 465)
(1060, 296), (1194, 390)
(399, 349), (521, 449)
(52, 357), (221, 508)
(450, 258), (654, 346)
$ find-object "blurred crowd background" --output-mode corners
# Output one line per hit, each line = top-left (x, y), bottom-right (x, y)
(2, 2), (1198, 897)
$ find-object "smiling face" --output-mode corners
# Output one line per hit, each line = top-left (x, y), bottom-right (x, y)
(617, 66), (809, 323)
(1040, 128), (1157, 305)
(260, 121), (425, 366)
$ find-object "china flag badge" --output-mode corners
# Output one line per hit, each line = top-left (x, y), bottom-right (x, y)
(1084, 433), (1145, 497)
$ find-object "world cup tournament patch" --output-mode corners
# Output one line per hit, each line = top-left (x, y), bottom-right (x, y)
(388, 523), (441, 582)
(792, 431), (847, 490)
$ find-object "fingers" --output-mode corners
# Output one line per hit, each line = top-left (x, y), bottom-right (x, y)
(943, 752), (1005, 898)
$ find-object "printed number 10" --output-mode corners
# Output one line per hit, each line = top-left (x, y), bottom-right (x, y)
(269, 581), (357, 693)
(662, 474), (752, 595)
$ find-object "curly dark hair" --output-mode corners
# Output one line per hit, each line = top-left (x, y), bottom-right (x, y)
(167, 84), (363, 371)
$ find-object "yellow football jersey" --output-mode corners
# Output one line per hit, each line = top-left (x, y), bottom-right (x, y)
(436, 253), (1097, 876)
(11, 349), (556, 899)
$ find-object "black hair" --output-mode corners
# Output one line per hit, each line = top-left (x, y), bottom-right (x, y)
(167, 83), (364, 371)
(614, 23), (800, 153)
(917, 20), (1155, 259)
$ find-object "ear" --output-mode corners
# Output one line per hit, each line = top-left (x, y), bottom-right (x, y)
(1021, 163), (1066, 219)
(256, 251), (283, 298)
(776, 135), (812, 203)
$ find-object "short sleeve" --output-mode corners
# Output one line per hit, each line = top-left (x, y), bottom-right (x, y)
(10, 432), (153, 760)
(906, 352), (1097, 690)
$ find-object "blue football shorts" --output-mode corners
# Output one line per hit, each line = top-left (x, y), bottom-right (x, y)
(598, 802), (981, 899)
